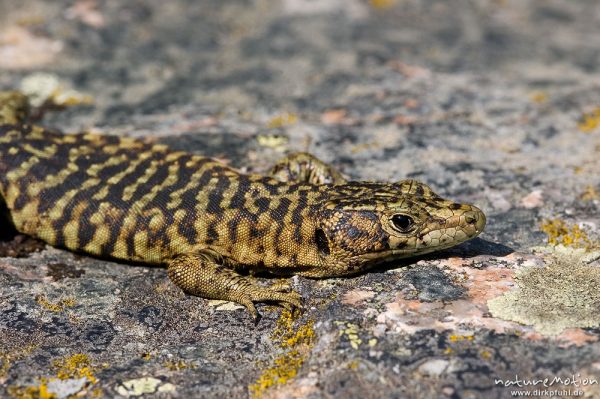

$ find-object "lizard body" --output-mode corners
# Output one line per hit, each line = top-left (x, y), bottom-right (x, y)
(0, 92), (486, 320)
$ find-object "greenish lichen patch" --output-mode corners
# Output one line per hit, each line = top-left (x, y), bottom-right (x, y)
(488, 251), (600, 336)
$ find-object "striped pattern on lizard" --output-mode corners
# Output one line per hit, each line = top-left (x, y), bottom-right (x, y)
(0, 91), (486, 321)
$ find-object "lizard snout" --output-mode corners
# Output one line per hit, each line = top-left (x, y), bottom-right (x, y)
(463, 206), (486, 235)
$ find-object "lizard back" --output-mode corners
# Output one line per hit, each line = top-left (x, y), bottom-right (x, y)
(0, 123), (271, 264)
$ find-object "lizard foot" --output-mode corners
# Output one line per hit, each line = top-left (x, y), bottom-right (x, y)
(167, 253), (303, 323)
(269, 152), (346, 184)
(239, 289), (303, 323)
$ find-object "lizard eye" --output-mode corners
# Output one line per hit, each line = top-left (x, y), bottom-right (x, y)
(390, 214), (414, 233)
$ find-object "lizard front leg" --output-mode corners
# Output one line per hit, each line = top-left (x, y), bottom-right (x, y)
(269, 152), (347, 184)
(167, 253), (303, 322)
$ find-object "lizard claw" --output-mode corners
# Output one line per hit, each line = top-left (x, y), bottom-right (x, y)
(237, 290), (304, 324)
(238, 297), (260, 323)
(253, 312), (263, 326)
(280, 302), (295, 312)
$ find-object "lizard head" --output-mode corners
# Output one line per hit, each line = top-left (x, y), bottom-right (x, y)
(313, 180), (486, 274)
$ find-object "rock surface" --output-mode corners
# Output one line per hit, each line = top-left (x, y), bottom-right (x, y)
(1, 1), (599, 398)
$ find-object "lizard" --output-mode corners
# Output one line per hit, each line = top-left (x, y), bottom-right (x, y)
(0, 91), (486, 321)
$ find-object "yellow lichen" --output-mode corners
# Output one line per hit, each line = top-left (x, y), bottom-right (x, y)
(369, 0), (397, 9)
(8, 377), (61, 399)
(60, 298), (76, 307)
(7, 354), (100, 398)
(250, 350), (303, 396)
(249, 310), (315, 398)
(53, 353), (97, 383)
(578, 108), (600, 132)
(448, 334), (474, 342)
(0, 345), (37, 380)
(347, 360), (360, 370)
(0, 355), (9, 377)
(267, 113), (298, 129)
(163, 359), (198, 371)
(7, 384), (45, 399)
(37, 381), (53, 399)
(35, 295), (76, 312)
(529, 91), (548, 104)
(443, 335), (474, 356)
(350, 142), (380, 154)
(334, 321), (364, 350)
(256, 134), (289, 149)
(580, 185), (600, 202)
(540, 219), (593, 250)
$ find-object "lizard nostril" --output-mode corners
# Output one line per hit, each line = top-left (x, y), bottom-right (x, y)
(465, 214), (477, 225)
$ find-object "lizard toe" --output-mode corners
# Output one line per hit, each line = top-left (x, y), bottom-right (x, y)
(269, 280), (292, 293)
(237, 296), (260, 323)
(251, 290), (304, 311)
(273, 291), (303, 311)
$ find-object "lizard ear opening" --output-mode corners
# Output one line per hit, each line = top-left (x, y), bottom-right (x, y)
(314, 228), (330, 256)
